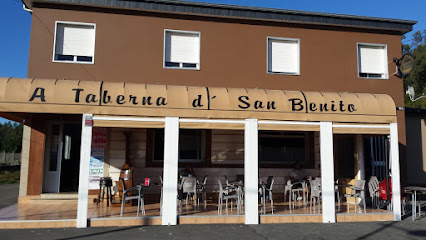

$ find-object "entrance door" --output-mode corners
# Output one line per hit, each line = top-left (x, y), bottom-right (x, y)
(43, 122), (82, 193)
(43, 123), (63, 193)
(59, 124), (81, 192)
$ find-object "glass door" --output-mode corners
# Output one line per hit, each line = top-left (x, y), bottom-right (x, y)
(42, 123), (63, 193)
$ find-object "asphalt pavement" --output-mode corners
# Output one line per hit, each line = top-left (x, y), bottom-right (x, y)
(0, 216), (424, 240)
(0, 183), (19, 209)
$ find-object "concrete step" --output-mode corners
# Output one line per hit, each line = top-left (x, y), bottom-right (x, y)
(40, 193), (78, 200)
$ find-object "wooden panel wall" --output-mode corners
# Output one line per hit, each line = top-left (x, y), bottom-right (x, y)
(27, 128), (45, 195)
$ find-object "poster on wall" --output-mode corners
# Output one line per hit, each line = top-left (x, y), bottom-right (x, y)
(89, 127), (107, 190)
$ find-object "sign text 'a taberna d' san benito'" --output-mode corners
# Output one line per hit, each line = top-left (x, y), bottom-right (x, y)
(27, 84), (358, 114)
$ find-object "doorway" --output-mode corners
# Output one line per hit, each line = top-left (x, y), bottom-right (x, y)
(42, 122), (81, 193)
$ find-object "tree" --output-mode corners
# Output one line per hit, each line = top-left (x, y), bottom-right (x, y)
(402, 30), (426, 109)
(0, 122), (23, 153)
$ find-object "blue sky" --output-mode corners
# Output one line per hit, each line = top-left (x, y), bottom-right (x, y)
(0, 0), (425, 123)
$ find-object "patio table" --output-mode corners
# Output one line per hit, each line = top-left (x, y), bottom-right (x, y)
(404, 186), (426, 221)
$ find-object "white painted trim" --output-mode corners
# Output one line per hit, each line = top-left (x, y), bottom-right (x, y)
(244, 119), (259, 224)
(390, 123), (401, 221)
(163, 29), (201, 70)
(92, 116), (166, 122)
(56, 123), (64, 193)
(356, 42), (389, 80)
(356, 135), (365, 181)
(179, 119), (245, 124)
(356, 134), (366, 208)
(320, 122), (336, 223)
(162, 117), (179, 225)
(76, 114), (93, 228)
(333, 124), (390, 129)
(52, 21), (96, 64)
(266, 36), (300, 75)
(259, 120), (320, 126)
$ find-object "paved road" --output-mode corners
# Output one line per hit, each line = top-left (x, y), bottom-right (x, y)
(0, 183), (19, 209)
(0, 217), (425, 240)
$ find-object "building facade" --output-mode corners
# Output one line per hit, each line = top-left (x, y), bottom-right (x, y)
(0, 0), (416, 228)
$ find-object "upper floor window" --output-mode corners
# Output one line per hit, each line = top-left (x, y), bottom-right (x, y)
(267, 37), (300, 75)
(357, 43), (388, 79)
(164, 30), (200, 70)
(53, 22), (95, 64)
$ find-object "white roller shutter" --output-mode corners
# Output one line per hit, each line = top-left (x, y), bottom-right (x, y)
(55, 23), (95, 57)
(268, 39), (299, 74)
(359, 45), (386, 74)
(165, 31), (200, 64)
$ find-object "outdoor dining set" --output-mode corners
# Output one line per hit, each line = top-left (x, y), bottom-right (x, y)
(106, 174), (425, 220)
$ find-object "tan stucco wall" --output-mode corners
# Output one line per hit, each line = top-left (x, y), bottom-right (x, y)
(18, 125), (31, 196)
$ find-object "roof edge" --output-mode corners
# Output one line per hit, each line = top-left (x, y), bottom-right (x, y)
(23, 0), (416, 34)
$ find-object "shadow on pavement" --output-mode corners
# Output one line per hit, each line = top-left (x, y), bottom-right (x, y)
(57, 226), (141, 240)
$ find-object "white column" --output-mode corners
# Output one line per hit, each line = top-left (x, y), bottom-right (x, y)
(356, 135), (366, 207)
(76, 114), (93, 228)
(162, 117), (179, 225)
(320, 122), (336, 223)
(390, 123), (401, 221)
(356, 135), (365, 181)
(244, 119), (258, 224)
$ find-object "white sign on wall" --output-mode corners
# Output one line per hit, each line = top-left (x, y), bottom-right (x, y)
(89, 127), (106, 190)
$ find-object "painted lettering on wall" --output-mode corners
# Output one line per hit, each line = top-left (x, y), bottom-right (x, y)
(71, 88), (169, 106)
(288, 98), (357, 113)
(238, 96), (276, 110)
(28, 87), (357, 113)
(29, 87), (46, 102)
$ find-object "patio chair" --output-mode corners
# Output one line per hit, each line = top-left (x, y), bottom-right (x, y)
(159, 176), (163, 215)
(177, 178), (186, 214)
(284, 179), (291, 203)
(368, 176), (380, 209)
(197, 176), (208, 209)
(120, 178), (145, 217)
(262, 176), (274, 215)
(335, 179), (341, 211)
(182, 176), (197, 207)
(345, 180), (366, 213)
(309, 179), (321, 214)
(289, 180), (306, 209)
(218, 180), (240, 215)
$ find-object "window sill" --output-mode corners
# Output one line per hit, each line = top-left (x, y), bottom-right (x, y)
(164, 66), (200, 71)
(53, 60), (94, 65)
(267, 71), (300, 76)
(358, 76), (389, 80)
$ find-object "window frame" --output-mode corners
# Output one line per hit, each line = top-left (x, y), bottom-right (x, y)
(258, 131), (314, 168)
(266, 36), (301, 75)
(52, 21), (96, 65)
(357, 42), (389, 80)
(146, 129), (212, 168)
(163, 29), (201, 71)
